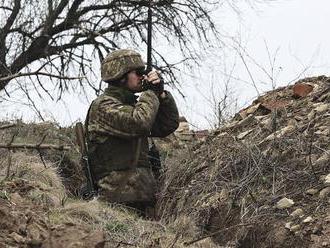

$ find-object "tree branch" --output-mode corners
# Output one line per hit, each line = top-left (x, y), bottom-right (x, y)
(42, 0), (70, 34)
(0, 143), (71, 150)
(0, 124), (16, 130)
(0, 0), (21, 66)
(0, 71), (85, 82)
(2, 0), (21, 31)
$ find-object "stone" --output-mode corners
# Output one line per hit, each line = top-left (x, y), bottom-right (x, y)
(315, 128), (330, 135)
(246, 103), (261, 115)
(319, 187), (330, 199)
(260, 117), (272, 129)
(255, 115), (268, 121)
(306, 188), (319, 195)
(302, 216), (313, 223)
(276, 197), (294, 209)
(222, 121), (239, 130)
(294, 115), (304, 121)
(312, 223), (323, 234)
(315, 126), (330, 136)
(314, 152), (330, 167)
(290, 224), (301, 232)
(10, 192), (24, 205)
(237, 129), (253, 140)
(176, 119), (189, 133)
(325, 215), (330, 223)
(219, 188), (229, 201)
(316, 125), (329, 132)
(262, 99), (290, 110)
(217, 132), (229, 138)
(308, 110), (316, 121)
(252, 103), (271, 116)
(237, 115), (257, 129)
(9, 232), (25, 243)
(287, 119), (298, 127)
(325, 174), (330, 185)
(239, 103), (271, 119)
(285, 222), (292, 229)
(310, 234), (319, 241)
(236, 111), (245, 120)
(314, 103), (329, 113)
(322, 129), (330, 136)
(293, 83), (314, 98)
(290, 208), (304, 218)
(263, 125), (296, 143)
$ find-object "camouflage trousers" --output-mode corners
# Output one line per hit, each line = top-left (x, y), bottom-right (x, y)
(97, 167), (157, 212)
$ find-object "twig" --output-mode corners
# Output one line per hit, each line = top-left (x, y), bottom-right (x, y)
(0, 123), (16, 130)
(7, 132), (17, 145)
(308, 127), (318, 181)
(0, 71), (85, 82)
(115, 241), (136, 247)
(4, 132), (17, 179)
(5, 150), (12, 179)
(19, 83), (45, 121)
(104, 239), (136, 247)
(38, 151), (47, 168)
(167, 232), (181, 248)
(36, 134), (48, 168)
(0, 143), (71, 150)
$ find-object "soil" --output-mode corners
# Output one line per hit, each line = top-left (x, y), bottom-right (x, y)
(158, 76), (330, 247)
(0, 179), (105, 248)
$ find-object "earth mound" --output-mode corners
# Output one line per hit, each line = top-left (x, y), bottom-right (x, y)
(159, 76), (330, 247)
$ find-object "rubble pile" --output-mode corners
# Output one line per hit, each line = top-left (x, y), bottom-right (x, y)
(159, 76), (330, 247)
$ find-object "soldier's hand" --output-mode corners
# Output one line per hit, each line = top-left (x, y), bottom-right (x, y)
(145, 70), (161, 85)
(143, 70), (164, 95)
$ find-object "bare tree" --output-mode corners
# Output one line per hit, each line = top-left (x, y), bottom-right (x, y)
(0, 0), (224, 98)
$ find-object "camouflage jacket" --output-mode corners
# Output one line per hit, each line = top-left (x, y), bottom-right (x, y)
(86, 85), (179, 181)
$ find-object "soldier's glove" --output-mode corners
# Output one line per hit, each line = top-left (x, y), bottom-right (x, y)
(142, 77), (164, 95)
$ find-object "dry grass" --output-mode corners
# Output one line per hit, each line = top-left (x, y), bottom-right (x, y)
(0, 120), (83, 194)
(0, 152), (66, 207)
(49, 199), (216, 247)
(159, 129), (330, 246)
(0, 150), (217, 247)
(158, 77), (330, 247)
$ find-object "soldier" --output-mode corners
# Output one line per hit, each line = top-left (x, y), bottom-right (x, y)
(85, 49), (179, 214)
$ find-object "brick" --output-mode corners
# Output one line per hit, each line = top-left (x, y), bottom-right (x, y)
(293, 83), (314, 98)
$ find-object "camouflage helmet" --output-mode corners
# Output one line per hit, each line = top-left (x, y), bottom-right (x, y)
(101, 49), (145, 82)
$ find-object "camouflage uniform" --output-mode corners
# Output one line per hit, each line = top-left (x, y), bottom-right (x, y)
(86, 84), (179, 210)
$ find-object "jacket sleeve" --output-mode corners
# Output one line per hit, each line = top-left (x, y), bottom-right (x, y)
(150, 91), (179, 137)
(90, 90), (160, 138)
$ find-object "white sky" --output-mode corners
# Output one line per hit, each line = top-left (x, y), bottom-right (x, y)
(176, 0), (330, 128)
(1, 0), (330, 129)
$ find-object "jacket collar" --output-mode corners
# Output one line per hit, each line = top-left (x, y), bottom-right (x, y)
(104, 85), (137, 105)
